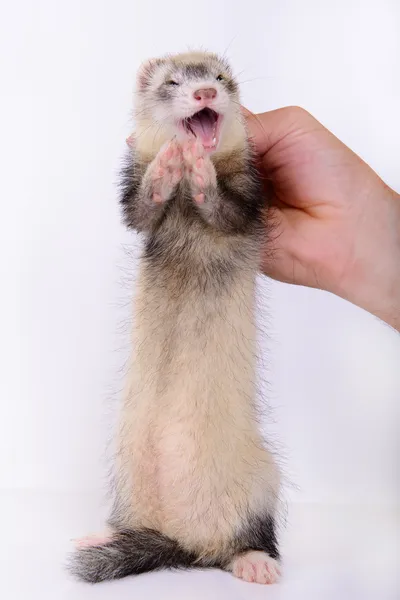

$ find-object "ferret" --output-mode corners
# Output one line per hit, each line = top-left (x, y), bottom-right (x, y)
(69, 51), (281, 585)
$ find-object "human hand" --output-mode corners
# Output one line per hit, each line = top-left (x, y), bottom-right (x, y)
(245, 107), (400, 331)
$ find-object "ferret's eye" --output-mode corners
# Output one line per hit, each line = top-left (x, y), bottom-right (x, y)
(216, 75), (224, 81)
(166, 80), (179, 86)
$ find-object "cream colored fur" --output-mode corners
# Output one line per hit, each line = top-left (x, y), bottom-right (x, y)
(116, 262), (279, 559)
(113, 52), (280, 562)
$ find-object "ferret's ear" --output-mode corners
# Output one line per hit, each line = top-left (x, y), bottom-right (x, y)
(136, 58), (163, 90)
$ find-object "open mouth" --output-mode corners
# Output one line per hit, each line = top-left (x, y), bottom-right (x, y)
(181, 108), (222, 151)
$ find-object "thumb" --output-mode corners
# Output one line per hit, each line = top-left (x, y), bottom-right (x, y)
(242, 106), (311, 157)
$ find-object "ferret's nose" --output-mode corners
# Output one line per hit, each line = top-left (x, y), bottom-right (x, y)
(194, 88), (217, 101)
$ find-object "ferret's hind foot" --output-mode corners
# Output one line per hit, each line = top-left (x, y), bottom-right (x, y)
(73, 528), (113, 549)
(230, 550), (281, 585)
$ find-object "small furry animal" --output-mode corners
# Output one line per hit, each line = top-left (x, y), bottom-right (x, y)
(70, 51), (281, 585)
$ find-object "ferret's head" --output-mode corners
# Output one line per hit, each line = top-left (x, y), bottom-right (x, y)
(134, 52), (245, 157)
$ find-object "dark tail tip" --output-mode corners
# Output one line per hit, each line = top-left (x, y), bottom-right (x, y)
(68, 528), (199, 583)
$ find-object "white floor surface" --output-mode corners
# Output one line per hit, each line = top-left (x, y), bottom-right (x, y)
(2, 491), (398, 599)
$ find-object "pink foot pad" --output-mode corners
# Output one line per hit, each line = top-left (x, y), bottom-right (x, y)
(150, 140), (184, 203)
(183, 138), (216, 196)
(230, 551), (281, 585)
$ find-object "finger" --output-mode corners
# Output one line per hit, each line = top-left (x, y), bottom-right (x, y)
(242, 107), (288, 156)
(242, 106), (315, 157)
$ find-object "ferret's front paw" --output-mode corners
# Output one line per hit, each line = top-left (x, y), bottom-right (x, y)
(149, 140), (183, 203)
(183, 138), (217, 204)
(230, 551), (281, 585)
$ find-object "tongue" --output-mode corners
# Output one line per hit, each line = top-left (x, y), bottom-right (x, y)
(189, 111), (217, 147)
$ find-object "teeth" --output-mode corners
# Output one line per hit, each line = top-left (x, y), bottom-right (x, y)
(212, 124), (217, 146)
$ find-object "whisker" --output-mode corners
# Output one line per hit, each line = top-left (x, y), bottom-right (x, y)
(221, 34), (239, 60)
(237, 75), (282, 85)
(233, 69), (246, 81)
(152, 122), (164, 148)
(134, 122), (157, 142)
(242, 108), (269, 148)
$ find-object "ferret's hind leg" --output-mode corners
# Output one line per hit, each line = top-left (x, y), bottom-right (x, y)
(230, 551), (281, 584)
(73, 526), (114, 549)
(227, 512), (281, 585)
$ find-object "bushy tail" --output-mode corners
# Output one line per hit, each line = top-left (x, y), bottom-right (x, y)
(68, 528), (204, 583)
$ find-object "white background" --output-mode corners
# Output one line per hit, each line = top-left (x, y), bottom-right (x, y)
(1, 0), (399, 598)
